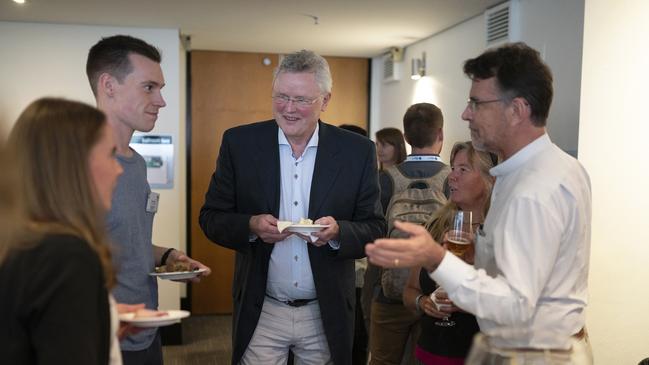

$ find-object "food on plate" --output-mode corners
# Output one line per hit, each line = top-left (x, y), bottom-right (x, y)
(277, 218), (326, 234)
(133, 308), (168, 319)
(154, 261), (195, 273)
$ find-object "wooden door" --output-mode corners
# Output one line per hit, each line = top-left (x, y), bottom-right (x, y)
(190, 51), (369, 314)
(321, 56), (369, 128)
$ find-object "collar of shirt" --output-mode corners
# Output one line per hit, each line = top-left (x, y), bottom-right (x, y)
(277, 123), (320, 153)
(490, 133), (551, 178)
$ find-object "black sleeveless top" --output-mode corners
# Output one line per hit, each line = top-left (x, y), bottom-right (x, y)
(417, 268), (480, 358)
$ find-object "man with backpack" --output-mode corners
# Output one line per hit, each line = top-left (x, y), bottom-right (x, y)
(368, 103), (450, 365)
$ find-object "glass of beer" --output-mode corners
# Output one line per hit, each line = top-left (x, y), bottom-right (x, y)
(434, 211), (474, 328)
(446, 210), (473, 259)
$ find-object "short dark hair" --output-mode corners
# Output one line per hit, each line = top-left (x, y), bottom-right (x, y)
(402, 103), (443, 148)
(86, 35), (161, 96)
(463, 42), (553, 126)
(339, 124), (367, 137)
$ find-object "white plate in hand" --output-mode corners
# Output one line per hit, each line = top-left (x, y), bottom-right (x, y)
(285, 224), (329, 234)
(149, 268), (207, 281)
(119, 310), (190, 328)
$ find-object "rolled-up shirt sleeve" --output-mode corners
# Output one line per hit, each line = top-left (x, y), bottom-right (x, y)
(431, 196), (564, 327)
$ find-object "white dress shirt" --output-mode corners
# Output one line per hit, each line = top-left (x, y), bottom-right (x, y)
(431, 133), (592, 349)
(266, 125), (319, 301)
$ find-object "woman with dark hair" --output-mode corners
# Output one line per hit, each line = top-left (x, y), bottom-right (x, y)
(403, 141), (497, 365)
(0, 98), (124, 364)
(375, 127), (407, 171)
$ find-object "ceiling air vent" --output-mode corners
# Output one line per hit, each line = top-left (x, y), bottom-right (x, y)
(485, 1), (519, 46)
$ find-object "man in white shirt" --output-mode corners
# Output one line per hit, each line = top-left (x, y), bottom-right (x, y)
(365, 42), (592, 353)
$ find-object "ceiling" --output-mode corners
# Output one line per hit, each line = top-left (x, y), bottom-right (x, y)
(1, 0), (503, 57)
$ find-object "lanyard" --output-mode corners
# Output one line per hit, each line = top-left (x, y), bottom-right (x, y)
(405, 155), (442, 162)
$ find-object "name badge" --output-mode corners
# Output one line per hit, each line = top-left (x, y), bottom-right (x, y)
(146, 192), (159, 213)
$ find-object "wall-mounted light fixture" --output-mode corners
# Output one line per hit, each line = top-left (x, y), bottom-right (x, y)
(411, 52), (426, 80)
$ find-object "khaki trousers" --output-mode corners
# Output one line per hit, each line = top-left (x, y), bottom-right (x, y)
(369, 300), (420, 365)
(240, 298), (332, 365)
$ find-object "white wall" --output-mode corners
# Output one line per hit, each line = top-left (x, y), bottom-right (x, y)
(370, 0), (584, 159)
(0, 21), (186, 310)
(580, 0), (649, 363)
(370, 16), (483, 161)
(516, 0), (584, 156)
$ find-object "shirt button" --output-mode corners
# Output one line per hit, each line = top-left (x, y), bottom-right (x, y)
(294, 255), (298, 261)
(294, 174), (298, 179)
(295, 162), (298, 166)
(294, 282), (298, 287)
(293, 201), (298, 206)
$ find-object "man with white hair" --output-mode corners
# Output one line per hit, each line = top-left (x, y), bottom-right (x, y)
(200, 49), (385, 365)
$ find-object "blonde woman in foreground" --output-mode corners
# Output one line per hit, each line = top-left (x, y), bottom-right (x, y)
(0, 98), (125, 364)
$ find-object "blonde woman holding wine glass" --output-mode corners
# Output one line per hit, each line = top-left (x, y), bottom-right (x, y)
(402, 141), (496, 365)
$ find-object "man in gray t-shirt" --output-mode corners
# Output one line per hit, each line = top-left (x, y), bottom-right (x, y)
(87, 35), (211, 364)
(107, 152), (159, 353)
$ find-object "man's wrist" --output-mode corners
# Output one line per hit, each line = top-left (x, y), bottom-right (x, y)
(248, 215), (258, 232)
(160, 248), (175, 266)
(424, 248), (446, 273)
(327, 239), (341, 250)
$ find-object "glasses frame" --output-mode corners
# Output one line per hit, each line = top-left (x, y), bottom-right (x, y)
(272, 94), (322, 108)
(466, 98), (503, 113)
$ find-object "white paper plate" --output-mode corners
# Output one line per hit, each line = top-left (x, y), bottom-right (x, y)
(119, 309), (190, 328)
(285, 224), (329, 234)
(149, 268), (207, 281)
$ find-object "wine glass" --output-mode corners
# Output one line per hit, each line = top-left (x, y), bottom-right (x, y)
(432, 287), (455, 327)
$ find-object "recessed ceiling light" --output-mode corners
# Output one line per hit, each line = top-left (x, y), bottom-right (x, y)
(13, 0), (26, 4)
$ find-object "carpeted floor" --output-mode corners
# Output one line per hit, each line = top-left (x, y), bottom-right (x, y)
(162, 314), (232, 365)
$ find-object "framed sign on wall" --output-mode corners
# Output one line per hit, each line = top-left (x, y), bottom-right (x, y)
(130, 134), (174, 189)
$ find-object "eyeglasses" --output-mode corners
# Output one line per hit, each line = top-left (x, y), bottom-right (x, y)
(272, 94), (321, 107)
(466, 98), (503, 113)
